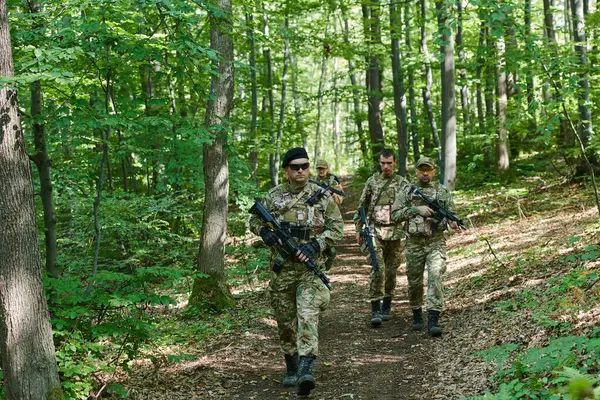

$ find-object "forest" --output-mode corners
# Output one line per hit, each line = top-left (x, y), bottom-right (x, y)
(0, 0), (599, 397)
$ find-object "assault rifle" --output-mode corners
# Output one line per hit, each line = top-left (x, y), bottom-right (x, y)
(249, 200), (332, 290)
(357, 206), (379, 276)
(306, 179), (345, 206)
(411, 187), (467, 231)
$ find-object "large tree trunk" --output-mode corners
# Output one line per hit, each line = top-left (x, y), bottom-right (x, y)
(363, 0), (385, 165)
(291, 52), (306, 149)
(0, 1), (61, 397)
(420, 0), (440, 162)
(436, 0), (457, 189)
(246, 11), (259, 185)
(28, 0), (58, 279)
(390, 0), (408, 176)
(189, 0), (235, 310)
(332, 54), (342, 172)
(570, 0), (592, 147)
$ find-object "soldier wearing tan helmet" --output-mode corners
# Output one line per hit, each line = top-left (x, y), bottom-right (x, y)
(391, 156), (462, 337)
(314, 159), (344, 206)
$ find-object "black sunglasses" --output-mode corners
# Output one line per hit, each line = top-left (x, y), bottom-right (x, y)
(289, 162), (310, 171)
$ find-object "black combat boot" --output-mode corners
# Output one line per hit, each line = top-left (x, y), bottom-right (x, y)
(282, 353), (298, 387)
(381, 297), (392, 321)
(412, 308), (424, 331)
(428, 310), (442, 337)
(370, 300), (382, 327)
(297, 355), (316, 396)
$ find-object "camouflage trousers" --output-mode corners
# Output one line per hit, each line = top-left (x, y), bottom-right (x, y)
(368, 238), (404, 302)
(268, 264), (330, 357)
(405, 234), (447, 311)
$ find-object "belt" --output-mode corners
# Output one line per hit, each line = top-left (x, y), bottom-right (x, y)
(281, 224), (312, 241)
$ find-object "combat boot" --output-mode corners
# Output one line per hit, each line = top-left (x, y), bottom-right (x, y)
(428, 310), (442, 337)
(297, 355), (316, 396)
(282, 353), (298, 387)
(370, 300), (382, 327)
(412, 308), (424, 331)
(381, 297), (392, 321)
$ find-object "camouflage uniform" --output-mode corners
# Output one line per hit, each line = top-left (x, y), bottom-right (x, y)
(250, 181), (343, 357)
(314, 173), (344, 206)
(314, 173), (343, 271)
(353, 173), (409, 302)
(391, 181), (454, 311)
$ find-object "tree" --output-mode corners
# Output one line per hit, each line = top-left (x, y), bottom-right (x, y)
(0, 0), (61, 397)
(436, 0), (457, 189)
(189, 0), (235, 310)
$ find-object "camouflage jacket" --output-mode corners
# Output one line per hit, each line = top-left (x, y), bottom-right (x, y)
(353, 173), (409, 241)
(249, 181), (344, 267)
(315, 173), (344, 205)
(391, 181), (454, 238)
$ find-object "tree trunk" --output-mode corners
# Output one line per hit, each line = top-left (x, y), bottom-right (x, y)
(262, 7), (276, 186)
(291, 52), (306, 150)
(189, 0), (235, 310)
(420, 0), (440, 162)
(404, 1), (419, 162)
(570, 0), (592, 147)
(0, 1), (61, 397)
(332, 54), (341, 172)
(495, 36), (510, 172)
(524, 0), (537, 133)
(456, 0), (470, 128)
(313, 48), (328, 163)
(363, 0), (385, 165)
(340, 9), (368, 161)
(275, 15), (290, 182)
(436, 0), (457, 189)
(28, 0), (58, 279)
(390, 0), (408, 176)
(246, 11), (259, 185)
(476, 18), (486, 136)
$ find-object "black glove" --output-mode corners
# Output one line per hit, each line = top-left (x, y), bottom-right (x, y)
(259, 227), (279, 246)
(298, 239), (320, 259)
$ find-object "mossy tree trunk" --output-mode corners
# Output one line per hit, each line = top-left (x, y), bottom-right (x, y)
(188, 0), (235, 311)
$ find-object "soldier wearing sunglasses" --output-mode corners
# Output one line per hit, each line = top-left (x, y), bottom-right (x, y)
(249, 147), (343, 396)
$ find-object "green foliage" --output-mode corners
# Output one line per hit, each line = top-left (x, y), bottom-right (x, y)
(469, 335), (600, 399)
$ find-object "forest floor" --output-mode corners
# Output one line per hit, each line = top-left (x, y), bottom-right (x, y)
(124, 175), (600, 400)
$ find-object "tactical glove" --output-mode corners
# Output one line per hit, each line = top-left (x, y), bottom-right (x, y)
(259, 227), (279, 246)
(298, 239), (320, 259)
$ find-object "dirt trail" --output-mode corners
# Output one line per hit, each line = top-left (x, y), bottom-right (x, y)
(127, 181), (442, 399)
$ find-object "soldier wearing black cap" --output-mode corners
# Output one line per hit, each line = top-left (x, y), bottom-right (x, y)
(391, 156), (462, 337)
(249, 147), (343, 395)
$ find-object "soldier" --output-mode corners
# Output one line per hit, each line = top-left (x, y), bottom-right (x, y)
(391, 156), (462, 337)
(249, 147), (343, 396)
(353, 149), (409, 327)
(314, 159), (344, 271)
(314, 159), (344, 206)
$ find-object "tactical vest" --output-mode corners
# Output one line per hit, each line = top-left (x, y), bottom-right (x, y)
(407, 187), (440, 236)
(273, 184), (326, 241)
